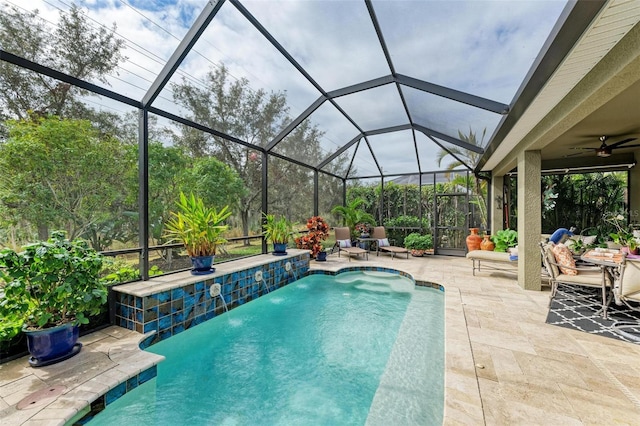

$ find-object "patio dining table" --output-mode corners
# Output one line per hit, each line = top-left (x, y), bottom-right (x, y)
(580, 249), (624, 284)
(580, 249), (625, 318)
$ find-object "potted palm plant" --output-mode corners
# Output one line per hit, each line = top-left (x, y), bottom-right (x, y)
(0, 231), (108, 367)
(331, 198), (376, 240)
(263, 213), (295, 255)
(164, 192), (231, 274)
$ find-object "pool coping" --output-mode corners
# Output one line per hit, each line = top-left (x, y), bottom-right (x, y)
(0, 255), (480, 425)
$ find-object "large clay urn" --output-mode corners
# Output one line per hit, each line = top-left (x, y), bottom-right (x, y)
(466, 228), (482, 251)
(481, 235), (495, 251)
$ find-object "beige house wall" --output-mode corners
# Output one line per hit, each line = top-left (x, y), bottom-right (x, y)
(490, 175), (504, 234)
(517, 151), (542, 291)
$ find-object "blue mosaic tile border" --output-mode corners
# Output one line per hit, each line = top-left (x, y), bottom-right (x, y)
(114, 254), (310, 345)
(76, 365), (157, 424)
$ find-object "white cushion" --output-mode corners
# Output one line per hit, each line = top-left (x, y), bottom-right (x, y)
(378, 238), (389, 247)
(338, 239), (351, 248)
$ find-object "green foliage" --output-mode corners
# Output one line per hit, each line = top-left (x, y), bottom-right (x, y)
(331, 198), (376, 237)
(0, 115), (133, 247)
(403, 233), (433, 250)
(172, 65), (339, 239)
(604, 213), (639, 250)
(164, 192), (231, 257)
(0, 311), (26, 342)
(262, 214), (295, 245)
(491, 229), (518, 252)
(0, 4), (125, 121)
(383, 215), (430, 246)
(0, 231), (108, 330)
(188, 157), (248, 213)
(101, 258), (163, 285)
(540, 172), (627, 233)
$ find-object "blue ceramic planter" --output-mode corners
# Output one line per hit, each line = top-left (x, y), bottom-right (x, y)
(25, 322), (81, 367)
(191, 255), (215, 275)
(273, 243), (288, 256)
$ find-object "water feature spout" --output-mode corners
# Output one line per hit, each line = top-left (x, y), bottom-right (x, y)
(210, 283), (228, 312)
(255, 269), (271, 293)
(285, 261), (298, 281)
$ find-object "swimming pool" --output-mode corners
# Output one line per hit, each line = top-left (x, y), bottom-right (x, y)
(90, 271), (444, 425)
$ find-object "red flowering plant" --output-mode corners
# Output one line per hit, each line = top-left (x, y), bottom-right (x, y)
(295, 216), (330, 259)
(355, 223), (370, 234)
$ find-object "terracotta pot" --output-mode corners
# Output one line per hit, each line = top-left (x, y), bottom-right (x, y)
(481, 235), (495, 251)
(410, 249), (425, 257)
(466, 228), (482, 251)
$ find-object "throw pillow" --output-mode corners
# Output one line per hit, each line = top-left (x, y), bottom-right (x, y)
(551, 243), (577, 275)
(378, 238), (390, 247)
(338, 239), (351, 248)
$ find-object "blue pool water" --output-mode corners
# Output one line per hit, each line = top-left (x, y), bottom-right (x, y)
(90, 271), (444, 425)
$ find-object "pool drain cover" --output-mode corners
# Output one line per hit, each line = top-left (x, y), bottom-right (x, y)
(17, 385), (66, 410)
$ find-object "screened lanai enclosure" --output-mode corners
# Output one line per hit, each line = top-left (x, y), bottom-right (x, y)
(0, 0), (611, 278)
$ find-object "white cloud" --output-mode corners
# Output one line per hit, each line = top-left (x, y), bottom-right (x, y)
(12, 0), (568, 176)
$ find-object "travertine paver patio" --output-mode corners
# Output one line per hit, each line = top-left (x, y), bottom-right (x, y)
(2, 253), (640, 425)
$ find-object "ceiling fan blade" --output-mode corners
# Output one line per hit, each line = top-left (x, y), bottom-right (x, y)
(608, 137), (637, 148)
(613, 144), (640, 149)
(564, 152), (585, 157)
(569, 147), (596, 151)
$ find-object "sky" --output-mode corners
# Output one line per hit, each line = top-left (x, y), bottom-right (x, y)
(5, 0), (569, 177)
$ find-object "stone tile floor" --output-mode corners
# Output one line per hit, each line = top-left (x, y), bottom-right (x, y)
(2, 253), (640, 425)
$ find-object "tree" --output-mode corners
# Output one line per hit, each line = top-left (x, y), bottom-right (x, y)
(172, 65), (327, 240)
(188, 157), (247, 215)
(437, 128), (488, 229)
(0, 4), (125, 121)
(0, 115), (132, 246)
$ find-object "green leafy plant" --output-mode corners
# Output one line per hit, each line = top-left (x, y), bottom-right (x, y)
(403, 233), (433, 250)
(101, 258), (163, 284)
(604, 213), (639, 251)
(491, 229), (518, 252)
(295, 216), (330, 259)
(0, 231), (108, 330)
(331, 198), (376, 238)
(164, 192), (231, 257)
(262, 213), (295, 245)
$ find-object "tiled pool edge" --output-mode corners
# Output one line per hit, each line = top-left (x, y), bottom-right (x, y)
(90, 264), (443, 425)
(69, 252), (311, 424)
(113, 251), (310, 346)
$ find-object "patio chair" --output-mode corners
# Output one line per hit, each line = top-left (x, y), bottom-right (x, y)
(370, 227), (409, 259)
(334, 227), (368, 261)
(540, 242), (612, 318)
(611, 258), (640, 341)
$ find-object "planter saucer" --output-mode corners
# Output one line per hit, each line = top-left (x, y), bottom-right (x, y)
(191, 268), (216, 275)
(272, 252), (287, 256)
(28, 343), (82, 367)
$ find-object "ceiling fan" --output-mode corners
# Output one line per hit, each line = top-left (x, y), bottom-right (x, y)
(570, 135), (640, 157)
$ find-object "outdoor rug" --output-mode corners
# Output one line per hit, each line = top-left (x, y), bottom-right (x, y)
(546, 284), (640, 344)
